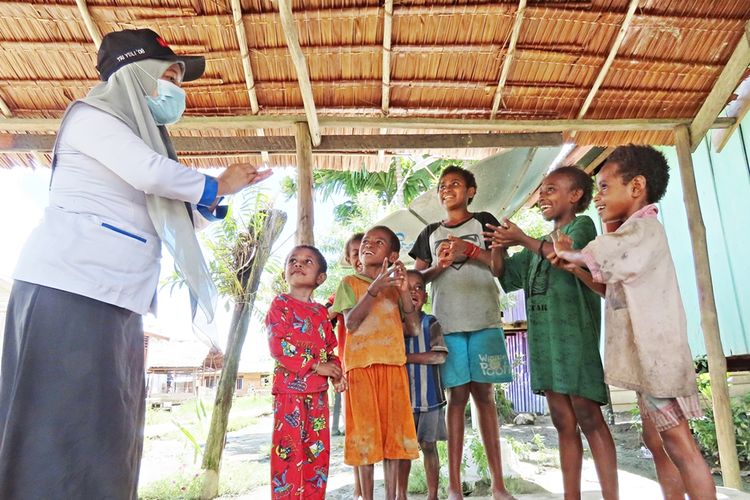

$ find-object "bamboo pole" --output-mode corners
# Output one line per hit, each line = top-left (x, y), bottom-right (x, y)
(74, 0), (102, 48)
(277, 0), (321, 146)
(491, 0), (526, 119)
(673, 124), (741, 489)
(295, 122), (314, 245)
(577, 0), (638, 119)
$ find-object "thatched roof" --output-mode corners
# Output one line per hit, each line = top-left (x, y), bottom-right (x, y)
(0, 1), (749, 171)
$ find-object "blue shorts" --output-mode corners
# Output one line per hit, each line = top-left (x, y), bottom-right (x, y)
(441, 328), (513, 388)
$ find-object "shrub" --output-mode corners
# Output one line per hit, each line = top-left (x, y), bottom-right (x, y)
(689, 373), (750, 469)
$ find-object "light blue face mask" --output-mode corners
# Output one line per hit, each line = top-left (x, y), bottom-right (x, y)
(146, 78), (186, 125)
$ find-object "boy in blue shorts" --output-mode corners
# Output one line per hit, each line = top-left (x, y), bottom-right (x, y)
(398, 270), (448, 500)
(409, 166), (514, 500)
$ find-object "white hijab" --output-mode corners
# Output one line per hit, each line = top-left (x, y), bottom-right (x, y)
(74, 59), (217, 326)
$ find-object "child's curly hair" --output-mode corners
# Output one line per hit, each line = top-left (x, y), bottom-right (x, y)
(605, 145), (670, 203)
(548, 166), (594, 213)
(287, 245), (327, 274)
(438, 165), (477, 205)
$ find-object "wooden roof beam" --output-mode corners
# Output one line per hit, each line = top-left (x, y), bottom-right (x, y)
(0, 94), (11, 118)
(0, 132), (564, 153)
(381, 0), (393, 115)
(0, 116), (735, 134)
(577, 0), (638, 119)
(276, 0), (321, 146)
(690, 20), (750, 151)
(229, 0), (268, 164)
(490, 0), (526, 120)
(712, 74), (750, 152)
(74, 0), (103, 48)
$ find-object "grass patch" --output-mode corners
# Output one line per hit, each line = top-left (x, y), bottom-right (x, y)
(139, 471), (202, 500)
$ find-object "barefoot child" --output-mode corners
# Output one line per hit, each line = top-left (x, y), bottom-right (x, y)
(552, 145), (716, 500)
(397, 270), (449, 500)
(486, 166), (618, 499)
(325, 232), (364, 498)
(267, 245), (347, 499)
(332, 226), (421, 500)
(409, 166), (514, 500)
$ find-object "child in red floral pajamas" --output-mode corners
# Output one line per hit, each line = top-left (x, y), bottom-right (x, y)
(267, 245), (347, 499)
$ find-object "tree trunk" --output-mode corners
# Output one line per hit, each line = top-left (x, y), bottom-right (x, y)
(200, 209), (287, 499)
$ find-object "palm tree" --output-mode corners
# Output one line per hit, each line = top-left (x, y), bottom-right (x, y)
(281, 156), (468, 222)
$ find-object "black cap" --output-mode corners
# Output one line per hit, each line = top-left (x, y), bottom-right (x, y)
(96, 29), (205, 82)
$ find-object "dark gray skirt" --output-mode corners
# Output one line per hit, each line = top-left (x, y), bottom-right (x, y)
(0, 281), (145, 500)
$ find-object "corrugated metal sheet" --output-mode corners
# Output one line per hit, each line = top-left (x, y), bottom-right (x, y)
(503, 330), (547, 415)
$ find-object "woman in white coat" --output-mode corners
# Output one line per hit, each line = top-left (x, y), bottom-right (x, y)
(0, 29), (271, 499)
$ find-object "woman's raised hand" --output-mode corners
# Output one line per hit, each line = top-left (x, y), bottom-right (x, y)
(217, 163), (273, 196)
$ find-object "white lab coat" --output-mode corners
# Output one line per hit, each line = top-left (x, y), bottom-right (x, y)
(14, 104), (216, 315)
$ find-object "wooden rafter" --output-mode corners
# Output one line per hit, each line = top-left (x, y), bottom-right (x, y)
(690, 20), (750, 151)
(0, 116), (734, 135)
(577, 0), (638, 119)
(490, 0), (526, 120)
(0, 132), (563, 153)
(0, 94), (11, 118)
(583, 146), (615, 174)
(712, 74), (750, 152)
(276, 0), (321, 146)
(74, 0), (102, 48)
(229, 0), (269, 164)
(381, 0), (394, 115)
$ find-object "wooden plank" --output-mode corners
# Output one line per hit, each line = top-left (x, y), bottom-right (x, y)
(0, 115), (736, 134)
(690, 20), (750, 151)
(577, 0), (638, 119)
(295, 122), (314, 245)
(0, 132), (563, 153)
(74, 0), (102, 48)
(674, 124), (741, 489)
(712, 74), (750, 152)
(490, 0), (526, 119)
(277, 0), (321, 146)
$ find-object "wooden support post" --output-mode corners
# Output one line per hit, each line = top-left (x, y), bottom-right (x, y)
(674, 124), (741, 489)
(295, 122), (314, 245)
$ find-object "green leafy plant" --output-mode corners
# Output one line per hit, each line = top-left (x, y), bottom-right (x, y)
(689, 373), (750, 469)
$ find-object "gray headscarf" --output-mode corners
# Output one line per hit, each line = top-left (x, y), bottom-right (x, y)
(75, 59), (217, 326)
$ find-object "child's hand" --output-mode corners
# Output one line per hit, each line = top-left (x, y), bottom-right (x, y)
(436, 241), (455, 268)
(367, 258), (399, 295)
(315, 362), (342, 380)
(551, 231), (573, 256)
(547, 253), (578, 274)
(446, 235), (468, 255)
(333, 375), (348, 392)
(483, 218), (525, 248)
(393, 260), (408, 292)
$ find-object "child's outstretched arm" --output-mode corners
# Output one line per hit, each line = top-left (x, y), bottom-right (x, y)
(405, 321), (448, 364)
(395, 261), (421, 337)
(344, 258), (400, 331)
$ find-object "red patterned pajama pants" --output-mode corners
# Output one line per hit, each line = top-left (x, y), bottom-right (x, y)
(271, 392), (330, 499)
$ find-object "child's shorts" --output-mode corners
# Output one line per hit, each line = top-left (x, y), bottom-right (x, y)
(637, 392), (703, 432)
(441, 328), (513, 388)
(413, 407), (447, 443)
(344, 364), (420, 466)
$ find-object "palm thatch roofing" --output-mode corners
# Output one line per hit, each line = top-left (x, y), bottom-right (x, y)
(0, 0), (749, 171)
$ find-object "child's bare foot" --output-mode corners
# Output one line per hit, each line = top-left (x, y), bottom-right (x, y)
(492, 488), (517, 500)
(446, 489), (463, 500)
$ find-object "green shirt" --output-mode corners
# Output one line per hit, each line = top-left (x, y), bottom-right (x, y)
(500, 215), (607, 404)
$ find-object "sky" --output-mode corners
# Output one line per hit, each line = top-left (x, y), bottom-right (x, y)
(0, 165), (338, 367)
